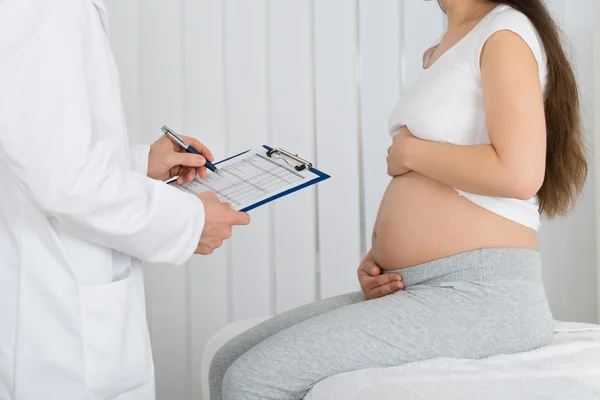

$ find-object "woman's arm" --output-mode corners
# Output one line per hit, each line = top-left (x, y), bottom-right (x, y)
(388, 30), (547, 200)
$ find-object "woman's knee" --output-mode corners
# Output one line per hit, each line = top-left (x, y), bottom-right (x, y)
(209, 340), (240, 387)
(221, 357), (260, 400)
(222, 350), (295, 400)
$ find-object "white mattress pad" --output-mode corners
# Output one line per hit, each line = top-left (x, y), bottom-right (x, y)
(305, 321), (600, 400)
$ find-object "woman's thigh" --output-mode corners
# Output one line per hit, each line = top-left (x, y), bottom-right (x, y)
(209, 291), (364, 398)
(222, 281), (553, 400)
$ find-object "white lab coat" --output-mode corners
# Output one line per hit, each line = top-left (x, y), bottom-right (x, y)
(0, 1), (205, 399)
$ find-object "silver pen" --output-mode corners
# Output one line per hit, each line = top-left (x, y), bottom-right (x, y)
(161, 126), (223, 176)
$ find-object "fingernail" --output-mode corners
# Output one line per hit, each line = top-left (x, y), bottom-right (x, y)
(397, 282), (403, 290)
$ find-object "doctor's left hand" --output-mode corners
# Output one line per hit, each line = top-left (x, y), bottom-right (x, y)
(147, 135), (215, 184)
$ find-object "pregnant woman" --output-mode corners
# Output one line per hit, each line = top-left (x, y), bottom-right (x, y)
(210, 0), (587, 399)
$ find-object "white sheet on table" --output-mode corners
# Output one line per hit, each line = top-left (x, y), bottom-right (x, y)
(305, 322), (600, 400)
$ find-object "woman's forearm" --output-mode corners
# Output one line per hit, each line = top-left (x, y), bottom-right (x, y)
(405, 137), (540, 200)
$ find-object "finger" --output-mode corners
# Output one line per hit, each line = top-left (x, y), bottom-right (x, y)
(366, 282), (403, 300)
(358, 259), (376, 274)
(360, 274), (380, 291)
(170, 165), (182, 179)
(197, 166), (207, 179)
(177, 167), (195, 182)
(357, 266), (368, 279)
(357, 273), (370, 292)
(181, 135), (215, 162)
(363, 273), (401, 292)
(358, 262), (381, 277)
(375, 274), (401, 287)
(369, 265), (382, 277)
(195, 245), (213, 255)
(359, 277), (376, 292)
(230, 211), (251, 226)
(177, 168), (189, 181)
(186, 168), (197, 182)
(211, 240), (224, 250)
(170, 152), (206, 169)
(357, 265), (376, 286)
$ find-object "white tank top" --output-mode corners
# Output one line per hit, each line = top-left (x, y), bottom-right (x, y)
(388, 4), (548, 231)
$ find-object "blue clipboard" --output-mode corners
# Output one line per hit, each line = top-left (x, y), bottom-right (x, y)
(169, 145), (330, 212)
(240, 145), (330, 212)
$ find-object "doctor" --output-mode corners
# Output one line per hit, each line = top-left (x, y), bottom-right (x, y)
(0, 1), (249, 399)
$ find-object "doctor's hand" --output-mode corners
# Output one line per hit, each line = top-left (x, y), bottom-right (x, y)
(358, 250), (403, 300)
(195, 192), (250, 255)
(387, 126), (416, 177)
(147, 135), (215, 183)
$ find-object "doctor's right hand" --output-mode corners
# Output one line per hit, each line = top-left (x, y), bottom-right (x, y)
(195, 192), (250, 255)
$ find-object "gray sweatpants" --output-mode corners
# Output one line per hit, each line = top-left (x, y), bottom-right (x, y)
(209, 249), (553, 400)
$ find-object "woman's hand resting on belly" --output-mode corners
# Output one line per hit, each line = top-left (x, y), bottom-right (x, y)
(357, 250), (403, 300)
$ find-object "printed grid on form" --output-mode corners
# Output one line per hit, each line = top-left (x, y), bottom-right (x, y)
(178, 151), (307, 210)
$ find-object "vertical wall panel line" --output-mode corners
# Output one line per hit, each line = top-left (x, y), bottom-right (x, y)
(309, 0), (322, 301)
(135, 0), (153, 332)
(355, 0), (367, 258)
(265, 0), (277, 317)
(180, 0), (193, 395)
(226, 0), (272, 319)
(399, 0), (407, 95)
(314, 0), (363, 298)
(594, 11), (600, 323)
(222, 0), (234, 323)
(184, 263), (193, 397)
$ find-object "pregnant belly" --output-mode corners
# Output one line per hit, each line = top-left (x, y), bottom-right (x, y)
(371, 172), (537, 270)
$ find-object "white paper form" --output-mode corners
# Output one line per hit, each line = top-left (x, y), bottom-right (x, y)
(174, 148), (321, 211)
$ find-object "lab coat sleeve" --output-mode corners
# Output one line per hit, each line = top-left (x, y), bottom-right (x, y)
(0, 0), (204, 266)
(130, 143), (151, 176)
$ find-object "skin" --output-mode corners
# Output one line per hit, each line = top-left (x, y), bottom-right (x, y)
(147, 134), (215, 184)
(358, 0), (546, 299)
(358, 250), (404, 300)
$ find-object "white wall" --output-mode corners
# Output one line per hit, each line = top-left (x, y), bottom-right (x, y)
(539, 0), (599, 324)
(596, 13), (600, 324)
(104, 1), (599, 399)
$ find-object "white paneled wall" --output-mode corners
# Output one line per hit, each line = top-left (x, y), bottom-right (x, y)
(313, 0), (363, 298)
(539, 0), (599, 324)
(268, 1), (318, 313)
(182, 2), (229, 399)
(104, 1), (599, 399)
(593, 13), (600, 321)
(594, 12), (600, 323)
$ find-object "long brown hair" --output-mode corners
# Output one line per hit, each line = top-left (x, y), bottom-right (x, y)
(441, 0), (588, 217)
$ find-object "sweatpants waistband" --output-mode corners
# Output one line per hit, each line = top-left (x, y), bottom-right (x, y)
(382, 248), (542, 287)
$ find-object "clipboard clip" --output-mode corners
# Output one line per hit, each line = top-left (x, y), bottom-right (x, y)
(266, 148), (313, 172)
